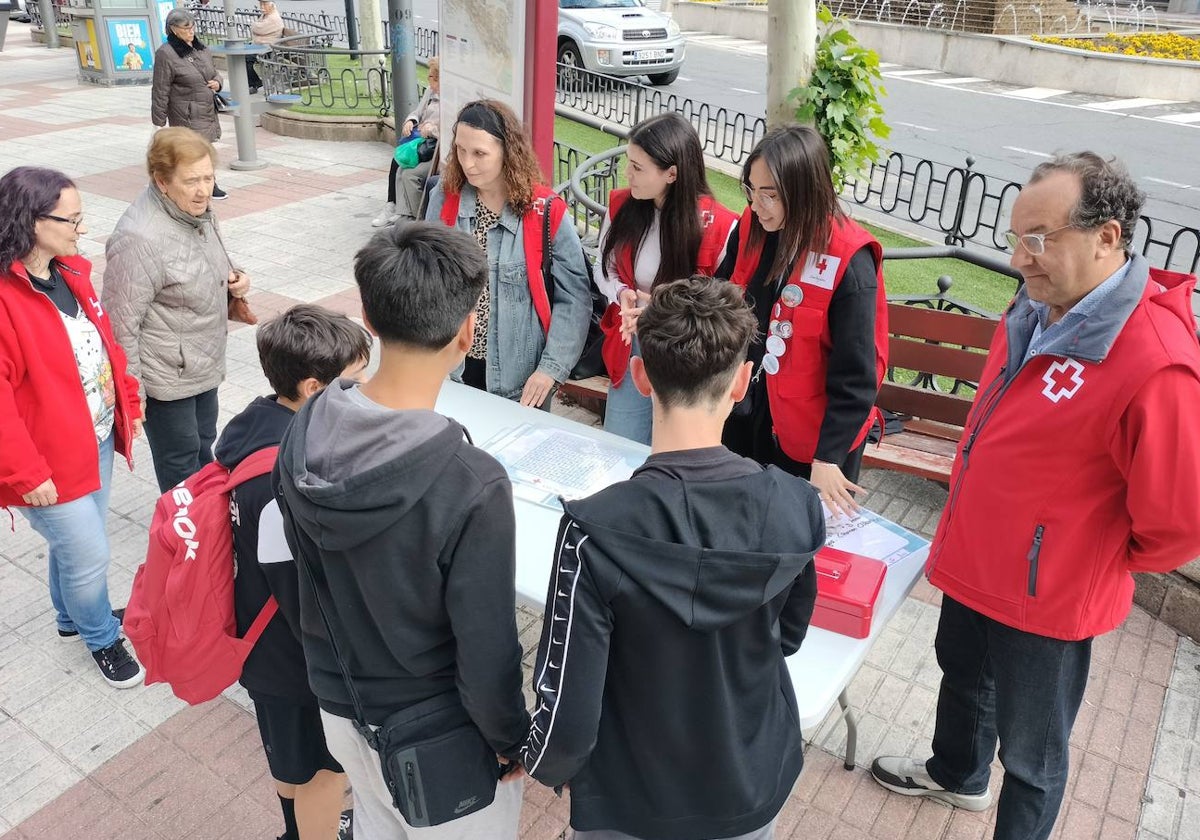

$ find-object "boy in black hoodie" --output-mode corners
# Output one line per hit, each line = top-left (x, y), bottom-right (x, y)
(521, 275), (824, 840)
(274, 223), (531, 840)
(216, 304), (371, 840)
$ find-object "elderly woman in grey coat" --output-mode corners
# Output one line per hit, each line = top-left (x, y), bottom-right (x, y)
(103, 128), (251, 492)
(151, 8), (228, 199)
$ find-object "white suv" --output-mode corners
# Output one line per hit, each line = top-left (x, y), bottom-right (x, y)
(558, 0), (685, 87)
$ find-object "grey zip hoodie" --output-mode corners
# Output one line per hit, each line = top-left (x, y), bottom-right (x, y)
(273, 381), (530, 756)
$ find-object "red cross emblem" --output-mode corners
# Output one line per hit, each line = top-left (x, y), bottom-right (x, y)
(815, 257), (829, 274)
(1041, 358), (1085, 403)
(90, 297), (104, 317)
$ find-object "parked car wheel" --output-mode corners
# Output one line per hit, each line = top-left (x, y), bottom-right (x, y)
(647, 68), (679, 86)
(557, 40), (584, 88)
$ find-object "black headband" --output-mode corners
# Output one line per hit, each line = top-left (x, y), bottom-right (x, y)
(456, 102), (507, 144)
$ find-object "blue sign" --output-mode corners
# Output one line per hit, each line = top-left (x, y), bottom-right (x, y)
(107, 18), (154, 72)
(158, 1), (176, 42)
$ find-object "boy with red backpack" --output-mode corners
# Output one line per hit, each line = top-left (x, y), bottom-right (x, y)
(216, 305), (371, 840)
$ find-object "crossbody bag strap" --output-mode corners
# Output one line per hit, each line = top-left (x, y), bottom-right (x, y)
(285, 510), (380, 748)
(542, 198), (554, 306)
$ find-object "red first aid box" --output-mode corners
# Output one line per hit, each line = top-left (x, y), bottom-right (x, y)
(811, 546), (887, 639)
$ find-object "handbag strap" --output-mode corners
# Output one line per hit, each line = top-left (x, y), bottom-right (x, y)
(542, 200), (554, 307)
(285, 506), (381, 748)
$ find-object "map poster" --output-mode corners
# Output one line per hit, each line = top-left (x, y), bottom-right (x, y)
(108, 18), (154, 72)
(438, 0), (527, 157)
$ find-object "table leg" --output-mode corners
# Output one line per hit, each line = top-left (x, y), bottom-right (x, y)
(839, 689), (858, 770)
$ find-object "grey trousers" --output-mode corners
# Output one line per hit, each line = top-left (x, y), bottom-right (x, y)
(320, 710), (523, 840)
(573, 819), (776, 840)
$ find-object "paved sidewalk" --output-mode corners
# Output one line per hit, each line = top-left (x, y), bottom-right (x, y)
(2, 25), (1199, 840)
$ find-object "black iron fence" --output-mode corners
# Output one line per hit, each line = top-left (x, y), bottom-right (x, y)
(844, 151), (1200, 275)
(556, 65), (768, 168)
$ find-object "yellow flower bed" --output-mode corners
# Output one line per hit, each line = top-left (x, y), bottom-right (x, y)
(1033, 32), (1200, 62)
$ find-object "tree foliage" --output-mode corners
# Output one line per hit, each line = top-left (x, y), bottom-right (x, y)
(789, 5), (890, 190)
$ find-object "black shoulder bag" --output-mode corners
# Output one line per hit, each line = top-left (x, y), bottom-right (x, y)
(292, 531), (502, 826)
(541, 199), (607, 381)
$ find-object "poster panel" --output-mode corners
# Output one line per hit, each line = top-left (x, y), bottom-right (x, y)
(108, 17), (154, 72)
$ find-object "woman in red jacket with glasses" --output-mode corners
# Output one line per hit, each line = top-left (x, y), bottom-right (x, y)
(0, 166), (144, 689)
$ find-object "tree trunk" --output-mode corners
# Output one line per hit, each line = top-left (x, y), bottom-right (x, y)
(767, 0), (817, 130)
(360, 0), (385, 85)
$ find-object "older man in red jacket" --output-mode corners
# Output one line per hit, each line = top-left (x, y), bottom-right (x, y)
(871, 152), (1200, 840)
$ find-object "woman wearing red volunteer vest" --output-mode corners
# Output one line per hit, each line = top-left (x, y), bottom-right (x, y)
(0, 167), (145, 689)
(426, 99), (592, 407)
(717, 125), (887, 517)
(595, 113), (737, 444)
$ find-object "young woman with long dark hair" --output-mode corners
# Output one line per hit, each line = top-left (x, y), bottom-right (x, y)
(717, 125), (888, 517)
(595, 112), (737, 443)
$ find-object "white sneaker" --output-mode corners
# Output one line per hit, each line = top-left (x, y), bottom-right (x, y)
(371, 202), (398, 227)
(871, 756), (993, 811)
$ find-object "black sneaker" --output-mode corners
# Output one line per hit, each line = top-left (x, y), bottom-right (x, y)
(337, 809), (353, 840)
(211, 184), (228, 200)
(59, 607), (125, 641)
(91, 638), (145, 689)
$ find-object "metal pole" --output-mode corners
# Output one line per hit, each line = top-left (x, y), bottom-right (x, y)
(36, 0), (58, 48)
(388, 0), (416, 134)
(345, 0), (359, 50)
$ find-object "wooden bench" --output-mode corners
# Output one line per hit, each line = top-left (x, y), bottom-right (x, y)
(559, 375), (610, 418)
(863, 303), (1000, 483)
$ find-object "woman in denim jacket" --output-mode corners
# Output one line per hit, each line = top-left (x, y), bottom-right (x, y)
(426, 100), (591, 407)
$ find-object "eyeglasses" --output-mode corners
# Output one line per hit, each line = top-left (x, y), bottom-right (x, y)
(172, 22), (195, 30)
(41, 214), (84, 231)
(1004, 224), (1077, 256)
(742, 183), (778, 211)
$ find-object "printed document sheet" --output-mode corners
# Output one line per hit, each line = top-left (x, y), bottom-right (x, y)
(483, 424), (645, 509)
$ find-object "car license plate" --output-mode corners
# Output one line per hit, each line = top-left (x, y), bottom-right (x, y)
(634, 49), (668, 61)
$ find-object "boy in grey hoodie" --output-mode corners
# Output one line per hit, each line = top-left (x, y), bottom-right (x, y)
(274, 223), (529, 840)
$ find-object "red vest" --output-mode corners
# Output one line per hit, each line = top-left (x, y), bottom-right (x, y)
(439, 185), (566, 334)
(729, 210), (887, 464)
(599, 190), (737, 385)
(928, 267), (1200, 640)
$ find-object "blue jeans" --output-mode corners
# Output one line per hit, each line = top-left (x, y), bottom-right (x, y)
(145, 388), (219, 492)
(602, 337), (652, 445)
(926, 596), (1091, 840)
(21, 433), (120, 652)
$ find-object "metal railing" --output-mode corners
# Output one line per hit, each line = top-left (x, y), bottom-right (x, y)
(844, 152), (1200, 275)
(557, 65), (768, 168)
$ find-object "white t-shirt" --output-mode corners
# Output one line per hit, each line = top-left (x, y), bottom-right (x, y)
(59, 308), (116, 441)
(594, 207), (663, 306)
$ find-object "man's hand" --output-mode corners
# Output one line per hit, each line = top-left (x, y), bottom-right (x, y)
(809, 460), (863, 519)
(418, 121), (437, 138)
(228, 269), (251, 298)
(497, 756), (527, 782)
(520, 371), (556, 408)
(22, 478), (58, 507)
(132, 418), (145, 439)
(402, 119), (416, 136)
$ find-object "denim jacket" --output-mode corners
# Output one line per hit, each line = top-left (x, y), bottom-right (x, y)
(426, 182), (592, 400)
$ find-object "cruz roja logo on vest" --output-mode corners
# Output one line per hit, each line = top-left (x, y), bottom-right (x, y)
(1041, 358), (1086, 403)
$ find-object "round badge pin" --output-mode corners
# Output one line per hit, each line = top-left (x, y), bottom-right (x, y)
(765, 334), (787, 357)
(768, 319), (780, 335)
(777, 321), (794, 339)
(762, 353), (781, 375)
(780, 284), (803, 308)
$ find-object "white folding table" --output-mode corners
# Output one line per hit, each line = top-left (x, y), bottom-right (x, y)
(435, 382), (929, 769)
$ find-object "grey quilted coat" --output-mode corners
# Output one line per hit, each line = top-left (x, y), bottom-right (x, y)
(102, 186), (232, 402)
(151, 36), (222, 141)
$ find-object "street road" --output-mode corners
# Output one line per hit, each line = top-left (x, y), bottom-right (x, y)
(268, 1), (1196, 225)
